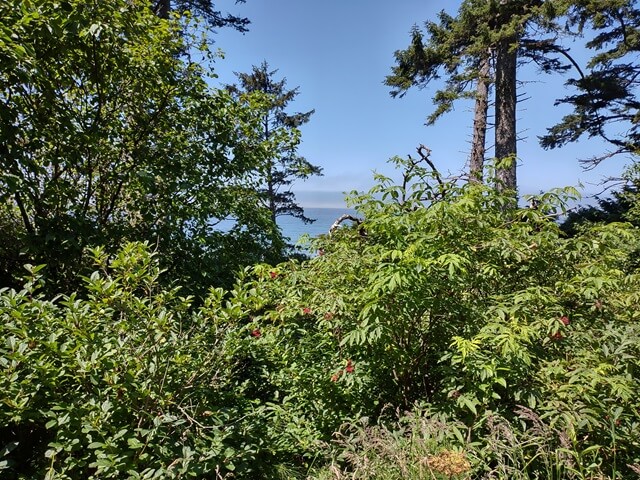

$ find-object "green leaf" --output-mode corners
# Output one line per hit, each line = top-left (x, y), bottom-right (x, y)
(127, 438), (144, 449)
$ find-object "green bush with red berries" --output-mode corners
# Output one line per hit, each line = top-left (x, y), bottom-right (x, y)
(1, 156), (639, 478)
(232, 156), (640, 477)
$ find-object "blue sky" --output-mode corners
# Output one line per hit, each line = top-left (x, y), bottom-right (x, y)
(210, 0), (633, 208)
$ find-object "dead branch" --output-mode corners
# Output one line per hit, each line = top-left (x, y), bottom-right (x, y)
(329, 214), (364, 236)
(417, 144), (444, 187)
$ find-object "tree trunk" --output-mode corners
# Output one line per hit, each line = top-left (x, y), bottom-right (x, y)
(469, 52), (491, 183)
(155, 0), (170, 19)
(494, 35), (518, 196)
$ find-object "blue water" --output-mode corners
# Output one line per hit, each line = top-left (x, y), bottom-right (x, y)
(279, 207), (358, 244)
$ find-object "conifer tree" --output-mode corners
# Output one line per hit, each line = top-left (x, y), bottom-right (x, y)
(152, 0), (250, 31)
(541, 0), (640, 165)
(387, 0), (571, 195)
(227, 62), (323, 227)
(386, 7), (492, 183)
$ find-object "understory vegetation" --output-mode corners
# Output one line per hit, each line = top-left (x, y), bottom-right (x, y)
(2, 157), (640, 478)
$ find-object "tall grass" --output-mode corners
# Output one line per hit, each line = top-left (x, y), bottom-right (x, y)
(306, 406), (640, 480)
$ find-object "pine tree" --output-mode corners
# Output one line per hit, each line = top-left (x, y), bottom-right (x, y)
(541, 0), (640, 165)
(227, 62), (323, 227)
(387, 0), (572, 195)
(386, 7), (493, 183)
(152, 0), (250, 31)
(560, 184), (640, 237)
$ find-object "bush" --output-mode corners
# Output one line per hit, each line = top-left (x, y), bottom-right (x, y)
(3, 155), (640, 478)
(228, 156), (640, 477)
(0, 243), (273, 478)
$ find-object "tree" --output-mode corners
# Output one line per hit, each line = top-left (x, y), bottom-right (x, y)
(0, 0), (283, 292)
(152, 0), (250, 31)
(492, 0), (521, 196)
(386, 9), (493, 183)
(386, 0), (572, 195)
(541, 0), (640, 166)
(561, 184), (639, 236)
(560, 162), (640, 239)
(227, 62), (323, 231)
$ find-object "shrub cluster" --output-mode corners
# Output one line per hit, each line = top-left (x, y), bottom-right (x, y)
(2, 157), (640, 479)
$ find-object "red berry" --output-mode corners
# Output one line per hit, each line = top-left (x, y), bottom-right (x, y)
(560, 316), (570, 326)
(251, 329), (261, 338)
(303, 307), (312, 315)
(270, 271), (277, 279)
(345, 360), (354, 373)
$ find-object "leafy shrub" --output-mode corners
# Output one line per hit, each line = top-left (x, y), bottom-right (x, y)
(0, 243), (273, 478)
(2, 155), (640, 478)
(229, 156), (640, 477)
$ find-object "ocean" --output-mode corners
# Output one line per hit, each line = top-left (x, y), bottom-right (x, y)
(279, 207), (358, 244)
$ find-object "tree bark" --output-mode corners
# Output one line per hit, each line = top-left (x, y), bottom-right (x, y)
(469, 52), (491, 183)
(155, 0), (170, 19)
(494, 35), (518, 196)
(14, 192), (35, 236)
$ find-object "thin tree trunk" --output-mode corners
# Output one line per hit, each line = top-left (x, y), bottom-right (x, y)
(263, 114), (278, 226)
(469, 53), (491, 183)
(494, 35), (518, 196)
(155, 0), (170, 19)
(14, 192), (35, 236)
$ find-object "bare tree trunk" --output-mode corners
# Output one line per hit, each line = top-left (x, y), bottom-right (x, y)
(14, 192), (35, 236)
(155, 0), (170, 19)
(494, 35), (518, 197)
(469, 53), (491, 183)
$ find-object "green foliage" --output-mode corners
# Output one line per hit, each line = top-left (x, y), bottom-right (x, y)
(151, 0), (250, 31)
(541, 0), (640, 164)
(0, 243), (297, 478)
(386, 1), (574, 190)
(231, 154), (640, 477)
(0, 0), (284, 294)
(386, 4), (492, 124)
(4, 247), (201, 476)
(227, 61), (323, 239)
(2, 154), (640, 478)
(561, 185), (640, 236)
(5, 2), (640, 478)
(386, 1), (573, 128)
(0, 205), (26, 288)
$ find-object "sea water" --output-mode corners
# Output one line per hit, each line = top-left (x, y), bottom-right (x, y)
(279, 207), (358, 245)
(211, 207), (359, 248)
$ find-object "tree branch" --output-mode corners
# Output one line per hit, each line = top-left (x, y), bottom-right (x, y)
(417, 144), (444, 187)
(329, 214), (364, 236)
(14, 192), (35, 236)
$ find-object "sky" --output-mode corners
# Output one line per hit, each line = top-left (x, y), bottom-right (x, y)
(209, 0), (634, 208)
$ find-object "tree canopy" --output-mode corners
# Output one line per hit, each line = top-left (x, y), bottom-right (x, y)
(0, 0), (285, 292)
(386, 0), (593, 193)
(541, 0), (640, 165)
(1, 1), (640, 478)
(152, 0), (250, 31)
